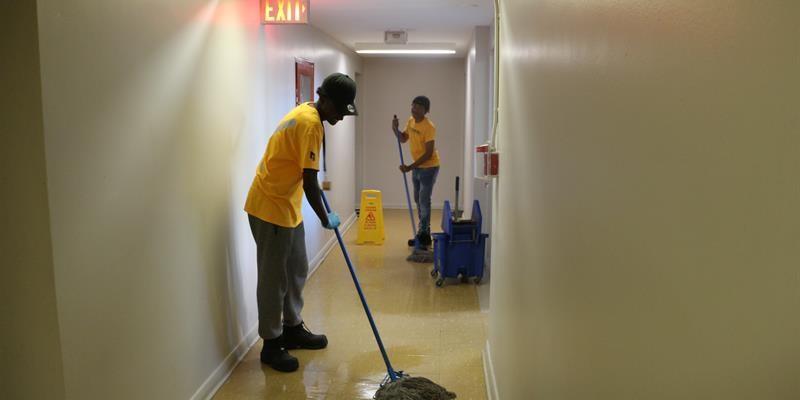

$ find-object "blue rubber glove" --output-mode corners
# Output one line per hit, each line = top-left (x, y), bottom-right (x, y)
(324, 212), (340, 230)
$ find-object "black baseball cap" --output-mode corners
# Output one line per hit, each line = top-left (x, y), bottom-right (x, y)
(317, 73), (358, 116)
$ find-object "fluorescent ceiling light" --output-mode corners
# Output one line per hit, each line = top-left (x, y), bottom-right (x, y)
(354, 42), (457, 56)
(356, 49), (456, 55)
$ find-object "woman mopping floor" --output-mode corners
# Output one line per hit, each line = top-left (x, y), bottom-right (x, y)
(392, 96), (440, 263)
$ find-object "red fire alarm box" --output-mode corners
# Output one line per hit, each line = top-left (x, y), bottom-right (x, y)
(475, 144), (499, 178)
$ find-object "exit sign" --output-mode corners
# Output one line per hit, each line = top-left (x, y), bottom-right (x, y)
(260, 0), (309, 25)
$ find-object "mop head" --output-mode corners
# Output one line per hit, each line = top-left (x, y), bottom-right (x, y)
(406, 247), (434, 263)
(374, 376), (456, 400)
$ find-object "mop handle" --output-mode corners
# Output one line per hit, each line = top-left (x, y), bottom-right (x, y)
(395, 119), (418, 239)
(454, 176), (460, 220)
(320, 191), (399, 381)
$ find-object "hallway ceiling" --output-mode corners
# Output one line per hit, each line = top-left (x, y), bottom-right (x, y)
(308, 0), (493, 56)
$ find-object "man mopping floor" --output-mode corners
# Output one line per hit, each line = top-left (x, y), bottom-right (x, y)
(244, 73), (356, 372)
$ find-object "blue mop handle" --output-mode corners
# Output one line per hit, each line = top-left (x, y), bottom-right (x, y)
(395, 125), (418, 239)
(320, 191), (399, 382)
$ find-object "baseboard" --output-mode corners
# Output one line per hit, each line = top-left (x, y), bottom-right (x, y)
(191, 325), (259, 400)
(483, 340), (499, 400)
(308, 211), (357, 277)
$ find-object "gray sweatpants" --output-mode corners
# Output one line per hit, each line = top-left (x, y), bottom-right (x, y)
(248, 215), (309, 340)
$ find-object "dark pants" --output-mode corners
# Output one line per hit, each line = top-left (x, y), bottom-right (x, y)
(248, 215), (308, 340)
(412, 166), (439, 236)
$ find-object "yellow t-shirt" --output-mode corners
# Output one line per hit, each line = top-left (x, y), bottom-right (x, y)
(245, 103), (322, 227)
(405, 117), (440, 168)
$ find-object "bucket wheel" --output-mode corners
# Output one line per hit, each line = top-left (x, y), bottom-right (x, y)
(430, 269), (438, 278)
(474, 275), (483, 285)
(435, 278), (445, 287)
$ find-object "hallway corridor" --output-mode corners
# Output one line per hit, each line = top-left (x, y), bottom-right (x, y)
(213, 210), (489, 399)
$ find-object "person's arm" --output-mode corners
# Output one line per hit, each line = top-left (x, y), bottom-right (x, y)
(298, 124), (338, 228)
(392, 115), (409, 143)
(302, 169), (329, 226)
(401, 141), (435, 172)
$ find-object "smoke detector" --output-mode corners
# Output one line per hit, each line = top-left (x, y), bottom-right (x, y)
(384, 30), (408, 44)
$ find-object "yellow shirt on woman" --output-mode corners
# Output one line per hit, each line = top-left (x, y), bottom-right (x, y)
(405, 117), (440, 168)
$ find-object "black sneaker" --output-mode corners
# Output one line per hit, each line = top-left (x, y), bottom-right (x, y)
(260, 337), (299, 372)
(418, 232), (432, 247)
(408, 238), (430, 250)
(283, 321), (328, 350)
(408, 233), (432, 248)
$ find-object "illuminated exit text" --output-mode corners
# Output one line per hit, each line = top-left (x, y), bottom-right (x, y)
(261, 0), (309, 24)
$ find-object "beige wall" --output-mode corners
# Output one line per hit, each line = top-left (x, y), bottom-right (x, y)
(0, 2), (66, 399)
(360, 57), (465, 209)
(490, 1), (800, 399)
(33, 0), (360, 398)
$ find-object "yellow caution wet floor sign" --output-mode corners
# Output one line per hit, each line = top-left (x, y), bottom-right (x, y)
(357, 189), (385, 245)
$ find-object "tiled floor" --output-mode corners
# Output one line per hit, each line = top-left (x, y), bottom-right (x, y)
(213, 210), (488, 399)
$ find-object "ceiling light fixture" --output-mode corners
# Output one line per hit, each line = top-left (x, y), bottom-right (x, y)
(357, 49), (456, 55)
(354, 42), (457, 56)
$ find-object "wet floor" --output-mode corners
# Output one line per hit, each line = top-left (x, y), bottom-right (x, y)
(213, 210), (488, 399)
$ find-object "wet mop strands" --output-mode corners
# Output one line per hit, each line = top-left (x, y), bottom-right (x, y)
(374, 376), (456, 400)
(320, 191), (452, 399)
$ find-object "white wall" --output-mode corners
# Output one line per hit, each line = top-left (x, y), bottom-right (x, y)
(464, 26), (493, 307)
(489, 1), (800, 399)
(0, 2), (66, 399)
(463, 26), (491, 219)
(33, 0), (360, 398)
(360, 58), (466, 210)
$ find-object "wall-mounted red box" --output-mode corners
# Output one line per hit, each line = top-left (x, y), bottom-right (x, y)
(475, 144), (499, 178)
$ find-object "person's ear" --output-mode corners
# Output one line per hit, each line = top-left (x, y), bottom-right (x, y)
(318, 97), (330, 114)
